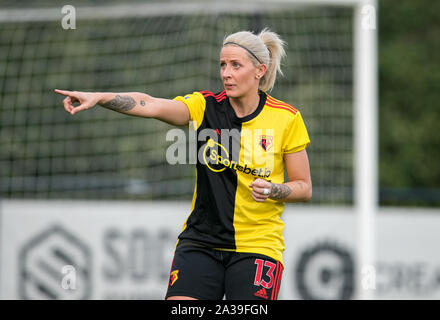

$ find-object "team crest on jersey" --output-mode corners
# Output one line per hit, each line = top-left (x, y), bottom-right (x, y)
(169, 270), (179, 286)
(259, 135), (273, 152)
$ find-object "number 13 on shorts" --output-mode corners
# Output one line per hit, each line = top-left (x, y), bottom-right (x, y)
(253, 258), (283, 300)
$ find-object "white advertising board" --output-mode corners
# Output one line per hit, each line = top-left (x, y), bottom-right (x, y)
(1, 200), (439, 300)
(0, 200), (185, 300)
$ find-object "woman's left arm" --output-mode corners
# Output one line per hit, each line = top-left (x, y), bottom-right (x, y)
(249, 149), (312, 203)
(272, 149), (312, 202)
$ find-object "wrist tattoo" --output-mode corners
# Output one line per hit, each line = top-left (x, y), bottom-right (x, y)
(101, 95), (136, 112)
(269, 183), (292, 200)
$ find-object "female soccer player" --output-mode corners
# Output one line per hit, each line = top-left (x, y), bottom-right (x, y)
(55, 29), (312, 300)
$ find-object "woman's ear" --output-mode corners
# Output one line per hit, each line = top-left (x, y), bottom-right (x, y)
(256, 64), (267, 79)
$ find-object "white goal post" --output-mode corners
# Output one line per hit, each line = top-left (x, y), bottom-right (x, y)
(0, 0), (377, 299)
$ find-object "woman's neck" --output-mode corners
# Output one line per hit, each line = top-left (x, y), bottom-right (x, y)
(229, 91), (260, 118)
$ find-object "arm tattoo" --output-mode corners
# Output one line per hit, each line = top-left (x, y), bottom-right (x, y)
(101, 95), (136, 112)
(269, 183), (292, 200)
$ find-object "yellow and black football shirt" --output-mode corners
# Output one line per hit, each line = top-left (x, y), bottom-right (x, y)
(173, 90), (310, 264)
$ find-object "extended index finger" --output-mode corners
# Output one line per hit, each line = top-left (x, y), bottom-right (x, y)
(54, 89), (73, 96)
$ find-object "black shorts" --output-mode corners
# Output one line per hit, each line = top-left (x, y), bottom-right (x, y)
(165, 241), (283, 300)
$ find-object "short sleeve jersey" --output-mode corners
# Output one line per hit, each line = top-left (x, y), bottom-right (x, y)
(173, 90), (310, 264)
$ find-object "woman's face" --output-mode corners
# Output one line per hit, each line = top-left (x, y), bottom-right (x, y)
(220, 45), (265, 99)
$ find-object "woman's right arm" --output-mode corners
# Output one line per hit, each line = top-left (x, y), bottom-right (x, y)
(54, 89), (190, 126)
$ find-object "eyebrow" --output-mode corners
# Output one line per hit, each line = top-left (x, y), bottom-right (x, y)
(219, 58), (242, 63)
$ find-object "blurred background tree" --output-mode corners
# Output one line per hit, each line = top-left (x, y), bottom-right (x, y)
(379, 0), (440, 206)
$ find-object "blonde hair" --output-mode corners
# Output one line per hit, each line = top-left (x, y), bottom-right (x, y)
(222, 28), (286, 92)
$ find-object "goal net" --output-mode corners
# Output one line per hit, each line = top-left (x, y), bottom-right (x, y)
(0, 1), (354, 204)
